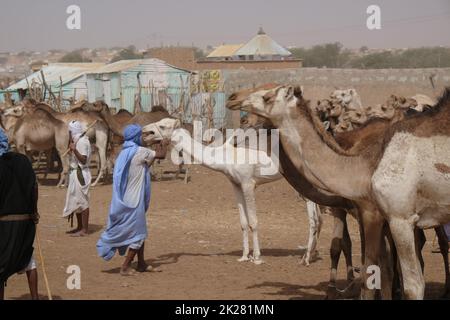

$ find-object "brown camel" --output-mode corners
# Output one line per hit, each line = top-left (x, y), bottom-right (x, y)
(227, 85), (450, 300)
(5, 100), (114, 186)
(1, 107), (69, 186)
(242, 105), (450, 299)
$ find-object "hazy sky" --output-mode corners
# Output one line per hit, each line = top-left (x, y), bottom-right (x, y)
(1, 0), (449, 52)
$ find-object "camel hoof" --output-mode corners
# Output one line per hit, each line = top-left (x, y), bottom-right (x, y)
(252, 259), (264, 265)
(325, 285), (338, 300)
(340, 280), (361, 299)
(237, 256), (250, 262)
(299, 256), (310, 266)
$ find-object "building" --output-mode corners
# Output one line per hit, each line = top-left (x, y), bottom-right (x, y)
(85, 58), (194, 113)
(0, 63), (104, 105)
(144, 47), (197, 71)
(199, 28), (302, 70)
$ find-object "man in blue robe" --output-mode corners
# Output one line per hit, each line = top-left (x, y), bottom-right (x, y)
(97, 124), (168, 275)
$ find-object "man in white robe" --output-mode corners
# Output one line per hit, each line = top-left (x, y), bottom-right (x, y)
(63, 120), (92, 237)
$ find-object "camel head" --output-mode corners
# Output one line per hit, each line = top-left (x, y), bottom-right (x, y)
(240, 112), (273, 130)
(365, 103), (395, 120)
(227, 84), (307, 123)
(342, 110), (368, 126)
(409, 94), (435, 112)
(142, 118), (181, 146)
(2, 105), (25, 118)
(330, 88), (362, 111)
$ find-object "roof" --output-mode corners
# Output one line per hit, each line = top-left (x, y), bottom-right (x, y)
(233, 29), (291, 57)
(89, 58), (194, 74)
(207, 44), (244, 58)
(7, 63), (105, 91)
(88, 59), (144, 74)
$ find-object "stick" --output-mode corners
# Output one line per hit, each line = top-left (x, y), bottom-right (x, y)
(61, 120), (98, 157)
(36, 227), (53, 300)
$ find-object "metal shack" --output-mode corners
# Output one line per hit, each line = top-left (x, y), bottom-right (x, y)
(85, 59), (193, 113)
(0, 63), (104, 107)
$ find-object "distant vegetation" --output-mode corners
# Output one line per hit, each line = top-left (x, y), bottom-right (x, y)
(110, 45), (144, 63)
(59, 50), (92, 63)
(290, 43), (450, 69)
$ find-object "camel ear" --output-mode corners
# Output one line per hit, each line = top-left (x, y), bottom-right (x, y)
(263, 90), (276, 104)
(285, 86), (295, 100)
(293, 86), (303, 99)
(323, 121), (331, 131)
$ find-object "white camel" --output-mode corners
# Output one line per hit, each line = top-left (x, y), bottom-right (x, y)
(142, 118), (322, 265)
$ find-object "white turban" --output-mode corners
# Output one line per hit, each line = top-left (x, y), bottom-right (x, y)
(69, 120), (83, 136)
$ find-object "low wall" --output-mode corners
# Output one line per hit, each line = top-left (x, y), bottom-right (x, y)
(222, 67), (450, 105)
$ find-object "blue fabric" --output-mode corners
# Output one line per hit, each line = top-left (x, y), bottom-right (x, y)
(444, 223), (450, 242)
(0, 129), (8, 157)
(123, 124), (142, 146)
(96, 125), (151, 261)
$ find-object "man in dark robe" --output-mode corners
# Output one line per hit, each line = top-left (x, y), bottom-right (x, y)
(0, 128), (39, 300)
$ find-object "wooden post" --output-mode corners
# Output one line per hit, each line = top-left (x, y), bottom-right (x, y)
(134, 72), (143, 114)
(40, 70), (57, 109)
(57, 76), (63, 112)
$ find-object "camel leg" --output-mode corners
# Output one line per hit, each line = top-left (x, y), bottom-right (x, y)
(379, 225), (395, 300)
(434, 226), (450, 298)
(231, 183), (250, 262)
(341, 214), (355, 282)
(242, 183), (262, 264)
(389, 218), (425, 300)
(184, 166), (189, 184)
(359, 206), (384, 300)
(92, 130), (108, 187)
(300, 201), (322, 266)
(415, 228), (426, 273)
(326, 208), (346, 299)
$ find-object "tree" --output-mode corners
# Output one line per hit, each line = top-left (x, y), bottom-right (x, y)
(291, 42), (350, 68)
(59, 50), (92, 63)
(110, 46), (143, 63)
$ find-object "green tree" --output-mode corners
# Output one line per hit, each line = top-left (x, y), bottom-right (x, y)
(110, 46), (143, 63)
(59, 50), (92, 63)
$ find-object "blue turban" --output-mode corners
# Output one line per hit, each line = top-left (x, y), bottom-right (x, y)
(123, 124), (142, 146)
(0, 128), (9, 157)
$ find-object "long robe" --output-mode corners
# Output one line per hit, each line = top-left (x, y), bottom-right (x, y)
(96, 142), (152, 261)
(63, 135), (92, 218)
(0, 152), (36, 285)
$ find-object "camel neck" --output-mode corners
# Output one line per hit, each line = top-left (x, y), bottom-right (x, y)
(100, 108), (124, 136)
(173, 129), (226, 171)
(276, 108), (373, 200)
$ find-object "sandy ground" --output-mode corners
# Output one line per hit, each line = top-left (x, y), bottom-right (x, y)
(4, 163), (449, 300)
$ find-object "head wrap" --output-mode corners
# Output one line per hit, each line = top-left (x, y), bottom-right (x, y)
(0, 128), (8, 156)
(123, 124), (142, 146)
(69, 120), (83, 136)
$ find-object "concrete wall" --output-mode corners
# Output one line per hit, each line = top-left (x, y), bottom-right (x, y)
(196, 59), (303, 71)
(222, 67), (450, 105)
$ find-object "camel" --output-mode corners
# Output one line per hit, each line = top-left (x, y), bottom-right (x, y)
(86, 102), (190, 182)
(227, 84), (450, 299)
(241, 112), (358, 295)
(142, 117), (283, 264)
(143, 118), (354, 270)
(3, 100), (113, 187)
(1, 107), (70, 186)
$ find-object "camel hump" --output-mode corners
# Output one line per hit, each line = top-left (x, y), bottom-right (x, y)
(151, 105), (167, 113)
